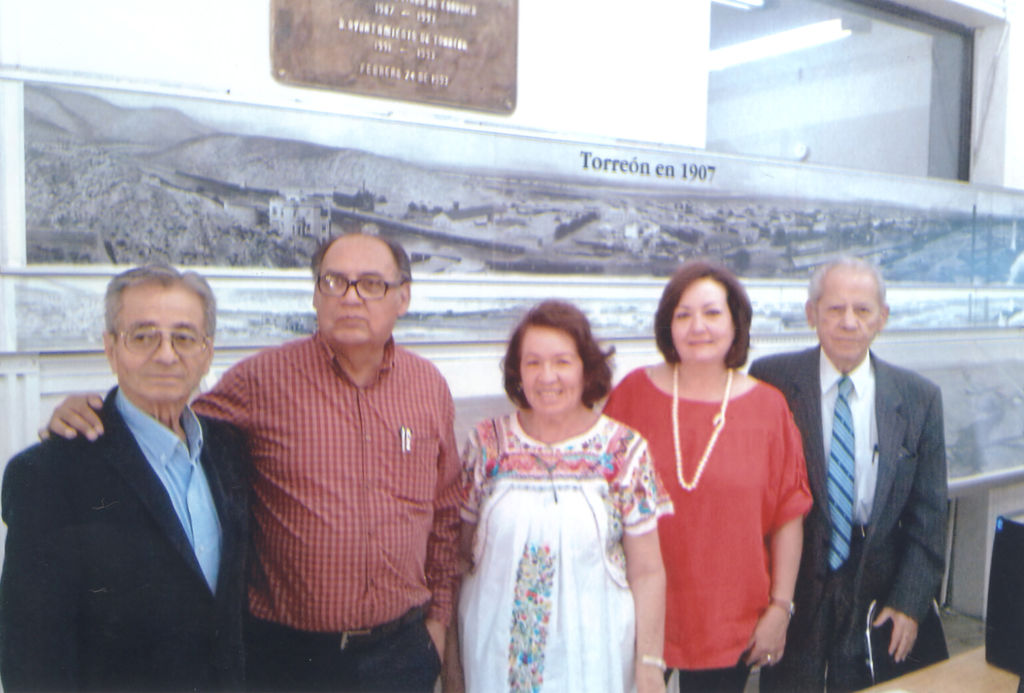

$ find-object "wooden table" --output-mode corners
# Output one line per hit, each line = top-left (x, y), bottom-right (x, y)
(859, 647), (1019, 692)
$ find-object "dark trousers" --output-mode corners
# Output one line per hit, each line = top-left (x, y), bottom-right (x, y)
(762, 531), (869, 693)
(672, 658), (750, 693)
(819, 552), (873, 692)
(245, 609), (441, 692)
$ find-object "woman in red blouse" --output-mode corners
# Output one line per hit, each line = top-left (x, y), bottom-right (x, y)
(604, 261), (812, 693)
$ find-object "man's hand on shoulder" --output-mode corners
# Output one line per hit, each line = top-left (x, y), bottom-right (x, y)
(39, 394), (105, 442)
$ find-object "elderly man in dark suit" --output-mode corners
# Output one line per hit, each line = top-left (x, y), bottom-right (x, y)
(0, 265), (249, 692)
(749, 257), (948, 692)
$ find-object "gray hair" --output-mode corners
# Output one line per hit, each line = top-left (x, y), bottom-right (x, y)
(105, 264), (217, 336)
(808, 256), (886, 305)
(310, 233), (413, 284)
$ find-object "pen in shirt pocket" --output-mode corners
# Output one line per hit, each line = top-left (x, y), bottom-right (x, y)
(400, 426), (412, 453)
(872, 444), (879, 466)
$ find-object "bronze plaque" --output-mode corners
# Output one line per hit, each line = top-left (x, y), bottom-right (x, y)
(271, 0), (517, 114)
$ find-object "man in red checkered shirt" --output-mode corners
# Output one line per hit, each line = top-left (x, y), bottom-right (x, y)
(45, 234), (462, 692)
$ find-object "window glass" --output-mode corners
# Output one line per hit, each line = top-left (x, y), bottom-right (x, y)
(708, 0), (972, 180)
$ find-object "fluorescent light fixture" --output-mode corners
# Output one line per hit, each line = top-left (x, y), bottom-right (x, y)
(709, 19), (852, 71)
(712, 0), (765, 9)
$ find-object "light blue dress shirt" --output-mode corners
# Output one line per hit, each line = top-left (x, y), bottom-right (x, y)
(116, 389), (223, 592)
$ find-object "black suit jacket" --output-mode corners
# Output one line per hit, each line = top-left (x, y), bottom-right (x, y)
(0, 388), (249, 692)
(750, 347), (948, 687)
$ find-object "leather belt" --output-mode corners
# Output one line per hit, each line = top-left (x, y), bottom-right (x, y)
(338, 605), (426, 651)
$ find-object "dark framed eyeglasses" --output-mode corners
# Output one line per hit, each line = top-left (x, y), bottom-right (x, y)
(317, 272), (404, 300)
(117, 325), (210, 357)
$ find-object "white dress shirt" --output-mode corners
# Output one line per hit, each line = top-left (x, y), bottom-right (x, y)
(819, 352), (878, 525)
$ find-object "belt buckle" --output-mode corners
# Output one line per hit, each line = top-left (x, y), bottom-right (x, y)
(339, 628), (372, 651)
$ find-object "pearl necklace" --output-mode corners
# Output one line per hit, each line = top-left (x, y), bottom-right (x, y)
(672, 365), (734, 492)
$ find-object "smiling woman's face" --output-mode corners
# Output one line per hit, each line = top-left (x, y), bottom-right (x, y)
(518, 326), (585, 417)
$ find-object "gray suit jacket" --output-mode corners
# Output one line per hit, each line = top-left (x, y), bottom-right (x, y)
(750, 347), (948, 686)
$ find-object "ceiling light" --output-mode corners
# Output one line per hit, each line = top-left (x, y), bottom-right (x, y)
(710, 18), (852, 71)
(712, 0), (765, 9)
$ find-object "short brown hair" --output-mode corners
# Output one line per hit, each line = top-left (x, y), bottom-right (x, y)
(654, 261), (751, 368)
(502, 300), (614, 410)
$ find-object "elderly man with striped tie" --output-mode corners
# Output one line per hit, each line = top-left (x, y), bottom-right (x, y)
(749, 256), (949, 692)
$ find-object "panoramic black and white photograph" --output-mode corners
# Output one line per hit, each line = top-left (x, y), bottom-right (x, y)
(18, 83), (1024, 348)
(23, 84), (1024, 282)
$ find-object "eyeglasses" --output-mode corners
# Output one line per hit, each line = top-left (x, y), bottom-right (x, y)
(317, 272), (404, 300)
(117, 325), (210, 357)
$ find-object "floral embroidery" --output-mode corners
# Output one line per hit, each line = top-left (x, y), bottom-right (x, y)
(508, 544), (556, 692)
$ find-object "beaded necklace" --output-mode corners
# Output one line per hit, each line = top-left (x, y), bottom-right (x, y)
(671, 365), (734, 492)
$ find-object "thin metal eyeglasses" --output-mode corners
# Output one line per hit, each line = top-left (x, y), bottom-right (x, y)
(117, 325), (210, 356)
(317, 272), (404, 300)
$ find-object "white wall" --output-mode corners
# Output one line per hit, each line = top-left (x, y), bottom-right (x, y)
(0, 0), (709, 171)
(1007, 1), (1024, 190)
(971, 1), (1024, 191)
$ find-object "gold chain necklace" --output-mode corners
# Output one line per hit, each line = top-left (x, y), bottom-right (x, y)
(672, 365), (734, 492)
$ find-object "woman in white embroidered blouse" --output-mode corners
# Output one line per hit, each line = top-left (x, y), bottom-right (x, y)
(454, 300), (673, 693)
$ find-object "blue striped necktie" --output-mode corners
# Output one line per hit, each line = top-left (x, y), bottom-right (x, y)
(827, 375), (855, 570)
